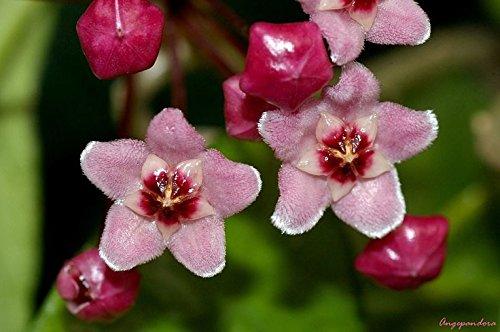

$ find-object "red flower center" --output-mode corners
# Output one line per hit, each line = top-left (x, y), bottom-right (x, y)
(139, 168), (201, 225)
(318, 124), (374, 184)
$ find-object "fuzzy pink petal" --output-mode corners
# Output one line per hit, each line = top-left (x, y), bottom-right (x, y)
(271, 163), (331, 235)
(375, 102), (438, 163)
(332, 169), (405, 238)
(322, 62), (380, 120)
(367, 0), (430, 45)
(167, 215), (226, 277)
(146, 108), (205, 164)
(223, 75), (274, 140)
(258, 101), (324, 163)
(310, 10), (365, 65)
(80, 139), (148, 200)
(99, 204), (166, 271)
(201, 149), (261, 218)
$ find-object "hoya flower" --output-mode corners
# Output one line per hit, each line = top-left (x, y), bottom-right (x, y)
(355, 215), (449, 290)
(299, 0), (431, 64)
(223, 21), (333, 140)
(80, 108), (261, 277)
(56, 248), (140, 321)
(259, 62), (438, 238)
(77, 0), (165, 79)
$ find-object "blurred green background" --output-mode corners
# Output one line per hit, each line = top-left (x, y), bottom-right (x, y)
(0, 0), (498, 331)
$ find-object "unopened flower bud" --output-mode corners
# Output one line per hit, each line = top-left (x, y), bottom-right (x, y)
(355, 215), (449, 290)
(77, 0), (165, 79)
(56, 248), (140, 321)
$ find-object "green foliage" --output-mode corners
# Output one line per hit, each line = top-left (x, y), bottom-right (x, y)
(0, 2), (57, 332)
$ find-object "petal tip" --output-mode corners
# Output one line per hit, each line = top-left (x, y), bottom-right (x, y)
(98, 247), (129, 272)
(270, 208), (325, 235)
(80, 141), (97, 164)
(416, 18), (431, 45)
(250, 166), (263, 197)
(198, 259), (226, 278)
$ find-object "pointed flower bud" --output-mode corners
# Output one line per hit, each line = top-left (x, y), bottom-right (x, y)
(56, 248), (141, 321)
(240, 21), (333, 111)
(355, 215), (449, 290)
(77, 0), (165, 79)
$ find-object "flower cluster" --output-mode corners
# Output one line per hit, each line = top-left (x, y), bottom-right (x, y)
(55, 0), (450, 321)
(222, 5), (448, 290)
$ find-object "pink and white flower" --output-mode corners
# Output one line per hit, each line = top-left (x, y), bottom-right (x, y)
(80, 108), (262, 277)
(259, 62), (438, 238)
(299, 0), (431, 64)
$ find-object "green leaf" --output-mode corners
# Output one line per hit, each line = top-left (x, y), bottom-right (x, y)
(0, 2), (57, 332)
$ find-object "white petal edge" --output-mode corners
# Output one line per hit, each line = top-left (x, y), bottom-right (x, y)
(80, 141), (97, 163)
(271, 206), (326, 235)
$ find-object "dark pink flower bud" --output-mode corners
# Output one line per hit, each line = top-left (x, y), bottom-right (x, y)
(223, 75), (275, 140)
(56, 248), (140, 321)
(355, 215), (449, 290)
(77, 0), (165, 79)
(240, 22), (333, 111)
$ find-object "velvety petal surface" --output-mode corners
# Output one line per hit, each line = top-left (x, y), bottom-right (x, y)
(223, 75), (274, 140)
(201, 149), (261, 218)
(271, 163), (331, 235)
(240, 21), (333, 111)
(80, 139), (148, 200)
(332, 169), (405, 238)
(322, 62), (380, 120)
(77, 0), (165, 79)
(355, 215), (449, 290)
(375, 102), (438, 163)
(146, 108), (205, 164)
(167, 215), (226, 277)
(367, 0), (430, 45)
(99, 204), (167, 271)
(310, 10), (365, 65)
(258, 101), (324, 163)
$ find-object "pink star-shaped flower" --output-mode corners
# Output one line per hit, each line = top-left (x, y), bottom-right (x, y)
(223, 21), (333, 140)
(259, 62), (438, 238)
(355, 215), (449, 290)
(77, 0), (165, 79)
(299, 0), (431, 64)
(56, 248), (140, 321)
(80, 109), (262, 277)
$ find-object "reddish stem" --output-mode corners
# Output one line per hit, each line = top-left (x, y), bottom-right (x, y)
(117, 75), (134, 138)
(189, 3), (246, 56)
(165, 17), (188, 110)
(198, 0), (248, 37)
(177, 11), (235, 77)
